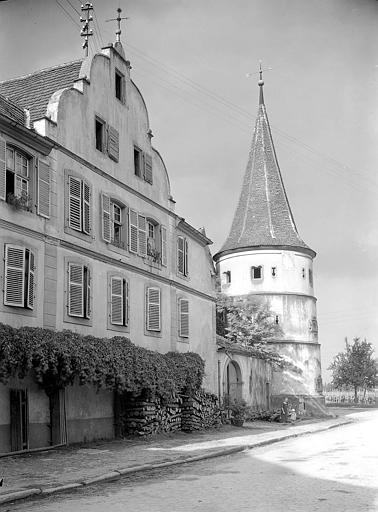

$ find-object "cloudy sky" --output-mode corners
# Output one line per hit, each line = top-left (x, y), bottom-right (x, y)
(1, 0), (377, 377)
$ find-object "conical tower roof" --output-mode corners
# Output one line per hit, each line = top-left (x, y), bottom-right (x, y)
(215, 76), (315, 260)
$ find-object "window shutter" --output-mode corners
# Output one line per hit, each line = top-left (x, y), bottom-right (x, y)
(144, 153), (153, 184)
(129, 209), (138, 253)
(4, 245), (25, 307)
(68, 176), (82, 231)
(177, 236), (184, 274)
(107, 125), (119, 162)
(146, 287), (161, 331)
(82, 181), (91, 235)
(102, 194), (111, 243)
(37, 159), (50, 218)
(85, 267), (91, 319)
(111, 276), (124, 325)
(26, 250), (35, 310)
(68, 263), (84, 317)
(161, 226), (167, 267)
(179, 298), (189, 337)
(124, 280), (129, 326)
(0, 136), (6, 201)
(138, 214), (147, 256)
(184, 239), (189, 276)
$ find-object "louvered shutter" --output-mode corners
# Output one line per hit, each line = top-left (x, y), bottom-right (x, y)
(4, 245), (25, 307)
(138, 215), (147, 256)
(124, 280), (129, 326)
(161, 226), (167, 266)
(102, 194), (111, 243)
(184, 239), (189, 276)
(177, 236), (184, 274)
(107, 125), (119, 162)
(82, 181), (91, 235)
(129, 209), (138, 253)
(26, 250), (35, 310)
(37, 159), (50, 218)
(111, 276), (124, 325)
(144, 153), (153, 184)
(68, 263), (84, 317)
(179, 298), (189, 337)
(85, 267), (91, 318)
(146, 287), (161, 331)
(0, 136), (6, 201)
(68, 177), (82, 231)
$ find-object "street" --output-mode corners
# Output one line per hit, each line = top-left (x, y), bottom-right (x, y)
(6, 410), (378, 512)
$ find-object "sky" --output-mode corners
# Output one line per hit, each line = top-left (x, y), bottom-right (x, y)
(0, 0), (378, 379)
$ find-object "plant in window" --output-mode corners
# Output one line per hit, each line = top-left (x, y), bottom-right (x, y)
(6, 192), (31, 211)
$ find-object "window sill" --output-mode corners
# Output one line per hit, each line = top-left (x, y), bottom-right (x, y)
(144, 329), (162, 339)
(177, 337), (189, 344)
(64, 226), (94, 244)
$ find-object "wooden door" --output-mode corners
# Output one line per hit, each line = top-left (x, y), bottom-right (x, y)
(10, 389), (29, 451)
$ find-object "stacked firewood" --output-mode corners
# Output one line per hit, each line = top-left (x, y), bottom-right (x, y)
(122, 397), (182, 436)
(181, 391), (221, 432)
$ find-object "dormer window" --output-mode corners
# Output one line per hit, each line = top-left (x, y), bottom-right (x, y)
(115, 69), (125, 102)
(134, 146), (143, 177)
(251, 265), (263, 280)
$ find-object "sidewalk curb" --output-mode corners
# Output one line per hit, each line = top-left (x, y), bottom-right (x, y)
(0, 419), (353, 506)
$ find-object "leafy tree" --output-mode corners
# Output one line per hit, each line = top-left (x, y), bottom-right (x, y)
(328, 337), (377, 402)
(216, 294), (299, 371)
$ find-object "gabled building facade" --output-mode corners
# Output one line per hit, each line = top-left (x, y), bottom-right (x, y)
(0, 41), (217, 452)
(214, 76), (324, 414)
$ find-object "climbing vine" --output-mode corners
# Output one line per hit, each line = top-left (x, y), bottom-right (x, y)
(0, 323), (205, 398)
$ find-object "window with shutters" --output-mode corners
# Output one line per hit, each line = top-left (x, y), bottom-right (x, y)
(109, 275), (129, 328)
(3, 244), (35, 310)
(146, 286), (161, 332)
(177, 236), (189, 277)
(67, 262), (91, 319)
(67, 176), (91, 235)
(5, 146), (31, 210)
(178, 298), (189, 338)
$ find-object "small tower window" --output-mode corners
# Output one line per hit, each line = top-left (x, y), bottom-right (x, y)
(275, 315), (279, 325)
(251, 265), (263, 280)
(271, 267), (277, 277)
(222, 271), (231, 285)
(309, 269), (313, 287)
(302, 268), (306, 279)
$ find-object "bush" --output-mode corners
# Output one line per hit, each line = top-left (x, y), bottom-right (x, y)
(0, 323), (205, 398)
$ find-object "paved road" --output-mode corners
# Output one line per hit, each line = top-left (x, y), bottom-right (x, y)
(6, 410), (378, 512)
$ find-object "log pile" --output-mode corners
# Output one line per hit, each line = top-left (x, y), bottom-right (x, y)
(181, 391), (221, 432)
(122, 396), (182, 436)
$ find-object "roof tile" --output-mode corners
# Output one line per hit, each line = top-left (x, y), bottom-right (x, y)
(0, 60), (83, 123)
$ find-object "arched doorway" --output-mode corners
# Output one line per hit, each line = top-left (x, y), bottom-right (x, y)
(224, 360), (242, 403)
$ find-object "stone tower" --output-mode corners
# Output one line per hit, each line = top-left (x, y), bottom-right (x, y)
(214, 75), (325, 413)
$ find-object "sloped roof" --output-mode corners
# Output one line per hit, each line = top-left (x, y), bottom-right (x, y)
(0, 94), (26, 125)
(0, 60), (83, 123)
(215, 82), (314, 259)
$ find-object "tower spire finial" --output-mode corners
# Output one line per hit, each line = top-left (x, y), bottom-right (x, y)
(80, 2), (94, 57)
(106, 7), (129, 44)
(258, 61), (264, 105)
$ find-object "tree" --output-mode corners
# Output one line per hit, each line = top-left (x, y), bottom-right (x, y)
(216, 294), (296, 370)
(328, 337), (377, 402)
